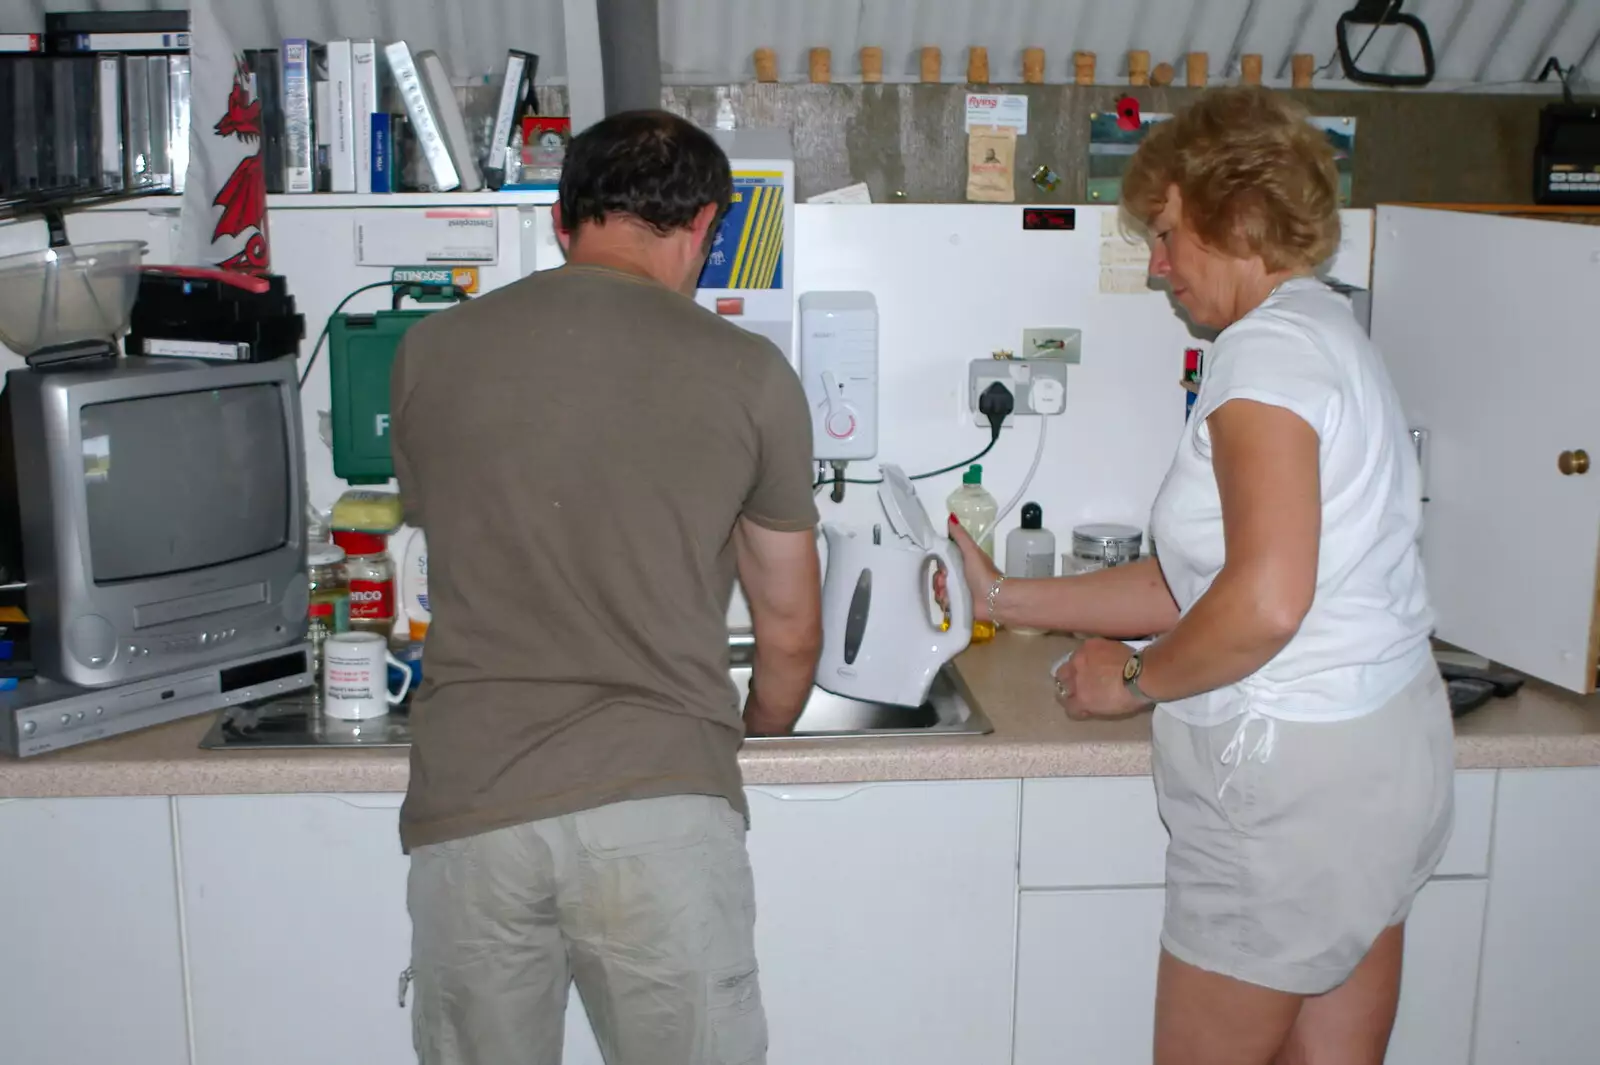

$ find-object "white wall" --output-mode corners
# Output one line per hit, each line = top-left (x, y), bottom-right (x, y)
(0, 201), (1372, 598)
(794, 204), (1373, 567)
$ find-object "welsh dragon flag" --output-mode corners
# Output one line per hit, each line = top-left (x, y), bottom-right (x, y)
(175, 0), (270, 271)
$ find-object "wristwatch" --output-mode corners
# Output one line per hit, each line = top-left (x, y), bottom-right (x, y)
(1122, 652), (1155, 706)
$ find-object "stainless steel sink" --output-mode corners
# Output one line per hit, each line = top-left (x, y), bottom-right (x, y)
(729, 636), (992, 740)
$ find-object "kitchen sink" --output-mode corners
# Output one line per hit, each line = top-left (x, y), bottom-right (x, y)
(729, 637), (992, 740)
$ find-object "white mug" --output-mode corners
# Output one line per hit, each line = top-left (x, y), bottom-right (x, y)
(322, 632), (412, 720)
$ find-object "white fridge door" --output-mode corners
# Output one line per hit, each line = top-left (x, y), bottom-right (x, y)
(1373, 205), (1600, 693)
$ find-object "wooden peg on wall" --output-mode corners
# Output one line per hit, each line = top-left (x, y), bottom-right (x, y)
(1128, 50), (1150, 86)
(920, 46), (942, 82)
(1186, 52), (1208, 87)
(1074, 51), (1096, 85)
(1292, 53), (1315, 89)
(1022, 47), (1045, 84)
(860, 46), (883, 83)
(1150, 62), (1175, 87)
(967, 46), (989, 84)
(753, 47), (777, 83)
(1240, 53), (1263, 85)
(809, 47), (831, 83)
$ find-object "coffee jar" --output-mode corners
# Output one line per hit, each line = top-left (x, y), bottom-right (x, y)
(1065, 523), (1144, 575)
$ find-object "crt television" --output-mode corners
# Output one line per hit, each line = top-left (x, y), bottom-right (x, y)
(0, 356), (309, 688)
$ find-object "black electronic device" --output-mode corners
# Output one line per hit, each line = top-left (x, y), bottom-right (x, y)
(124, 265), (306, 362)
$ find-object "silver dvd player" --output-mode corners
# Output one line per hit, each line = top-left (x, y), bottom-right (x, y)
(1, 642), (313, 758)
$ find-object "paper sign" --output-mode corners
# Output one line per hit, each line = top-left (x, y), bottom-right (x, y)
(965, 93), (1028, 135)
(807, 182), (873, 204)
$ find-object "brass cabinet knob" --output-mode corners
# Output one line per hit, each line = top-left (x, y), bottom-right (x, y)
(1558, 449), (1590, 476)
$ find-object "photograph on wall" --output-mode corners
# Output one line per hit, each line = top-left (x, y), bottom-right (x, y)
(1088, 105), (1356, 207)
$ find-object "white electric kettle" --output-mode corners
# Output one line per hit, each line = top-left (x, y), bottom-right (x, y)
(817, 465), (974, 707)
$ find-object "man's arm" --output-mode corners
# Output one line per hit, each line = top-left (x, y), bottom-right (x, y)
(734, 519), (822, 736)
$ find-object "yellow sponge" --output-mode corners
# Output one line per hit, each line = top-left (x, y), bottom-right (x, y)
(330, 490), (404, 535)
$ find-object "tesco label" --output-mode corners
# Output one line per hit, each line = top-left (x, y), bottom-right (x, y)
(964, 93), (1028, 135)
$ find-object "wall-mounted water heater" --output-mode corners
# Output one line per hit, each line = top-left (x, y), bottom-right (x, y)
(799, 291), (878, 462)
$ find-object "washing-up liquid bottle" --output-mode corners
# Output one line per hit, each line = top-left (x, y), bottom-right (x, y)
(947, 465), (999, 644)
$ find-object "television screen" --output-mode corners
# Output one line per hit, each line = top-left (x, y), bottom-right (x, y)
(80, 384), (291, 583)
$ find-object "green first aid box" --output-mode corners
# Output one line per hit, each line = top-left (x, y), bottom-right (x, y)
(328, 310), (434, 485)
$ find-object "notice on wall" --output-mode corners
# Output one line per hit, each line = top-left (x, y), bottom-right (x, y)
(964, 93), (1028, 135)
(1098, 209), (1151, 294)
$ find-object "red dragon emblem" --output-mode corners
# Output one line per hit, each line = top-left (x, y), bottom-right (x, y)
(210, 58), (270, 272)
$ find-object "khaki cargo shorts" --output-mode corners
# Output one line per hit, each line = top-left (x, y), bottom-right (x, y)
(408, 793), (765, 1065)
(1153, 664), (1456, 995)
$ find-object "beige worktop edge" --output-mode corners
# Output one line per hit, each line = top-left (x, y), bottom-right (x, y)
(2, 634), (1596, 799)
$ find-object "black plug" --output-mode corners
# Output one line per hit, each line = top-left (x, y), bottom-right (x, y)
(978, 381), (1015, 440)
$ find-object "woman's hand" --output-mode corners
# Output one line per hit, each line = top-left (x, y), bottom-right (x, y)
(1054, 638), (1149, 720)
(935, 516), (1000, 609)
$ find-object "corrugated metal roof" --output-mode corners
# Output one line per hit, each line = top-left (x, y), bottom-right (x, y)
(1, 0), (1595, 89)
(659, 0), (1600, 88)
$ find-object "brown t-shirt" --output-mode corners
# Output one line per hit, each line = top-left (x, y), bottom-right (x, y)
(389, 264), (818, 851)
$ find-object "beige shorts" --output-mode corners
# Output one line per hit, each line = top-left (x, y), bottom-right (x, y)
(1152, 664), (1455, 995)
(408, 793), (765, 1065)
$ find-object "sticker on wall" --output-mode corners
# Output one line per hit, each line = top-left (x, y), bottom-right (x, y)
(964, 92), (1029, 134)
(390, 266), (480, 293)
(700, 170), (785, 290)
(1022, 207), (1075, 231)
(1088, 108), (1357, 206)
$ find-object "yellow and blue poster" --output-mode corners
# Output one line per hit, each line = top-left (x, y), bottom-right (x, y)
(699, 170), (785, 290)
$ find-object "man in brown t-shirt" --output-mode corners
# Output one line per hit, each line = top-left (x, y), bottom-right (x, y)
(390, 111), (822, 1065)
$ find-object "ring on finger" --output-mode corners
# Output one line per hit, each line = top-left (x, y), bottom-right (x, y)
(1054, 679), (1072, 700)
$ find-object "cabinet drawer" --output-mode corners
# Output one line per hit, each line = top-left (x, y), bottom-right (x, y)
(1021, 771), (1495, 889)
(1021, 777), (1167, 888)
(1434, 769), (1493, 877)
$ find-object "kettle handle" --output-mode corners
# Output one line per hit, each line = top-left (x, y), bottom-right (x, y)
(930, 540), (974, 644)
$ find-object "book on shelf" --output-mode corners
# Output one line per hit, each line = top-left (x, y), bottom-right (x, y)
(486, 50), (538, 190)
(351, 40), (379, 194)
(280, 38), (324, 194)
(325, 40), (356, 193)
(243, 49), (285, 194)
(370, 112), (393, 194)
(382, 41), (459, 192)
(418, 50), (482, 192)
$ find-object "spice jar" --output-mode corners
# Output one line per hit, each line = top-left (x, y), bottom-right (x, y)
(307, 543), (350, 690)
(1065, 523), (1144, 576)
(333, 530), (397, 638)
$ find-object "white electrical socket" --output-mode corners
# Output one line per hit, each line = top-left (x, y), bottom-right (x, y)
(968, 356), (1070, 426)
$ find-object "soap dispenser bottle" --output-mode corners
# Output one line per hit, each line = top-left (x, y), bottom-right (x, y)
(947, 465), (999, 643)
(1004, 502), (1056, 637)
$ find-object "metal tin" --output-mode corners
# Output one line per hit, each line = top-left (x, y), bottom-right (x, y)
(1070, 523), (1144, 571)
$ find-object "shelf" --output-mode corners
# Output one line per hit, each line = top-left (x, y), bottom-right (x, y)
(264, 191), (558, 209)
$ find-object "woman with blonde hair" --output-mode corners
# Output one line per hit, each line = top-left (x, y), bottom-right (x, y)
(948, 87), (1450, 1064)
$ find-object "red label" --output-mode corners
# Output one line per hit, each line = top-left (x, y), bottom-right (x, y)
(348, 578), (394, 620)
(308, 602), (334, 618)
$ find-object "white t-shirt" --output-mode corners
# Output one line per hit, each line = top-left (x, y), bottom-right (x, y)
(1148, 276), (1435, 725)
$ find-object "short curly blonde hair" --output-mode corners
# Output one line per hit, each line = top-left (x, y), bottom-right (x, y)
(1120, 87), (1341, 272)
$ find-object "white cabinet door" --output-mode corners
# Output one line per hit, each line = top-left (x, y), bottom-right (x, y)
(1014, 887), (1165, 1065)
(1386, 878), (1487, 1065)
(745, 780), (1020, 1065)
(177, 793), (414, 1065)
(1473, 767), (1600, 1065)
(0, 797), (189, 1065)
(1372, 206), (1600, 692)
(1014, 879), (1484, 1065)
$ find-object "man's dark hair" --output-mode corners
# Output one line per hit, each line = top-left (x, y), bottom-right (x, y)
(558, 110), (734, 239)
